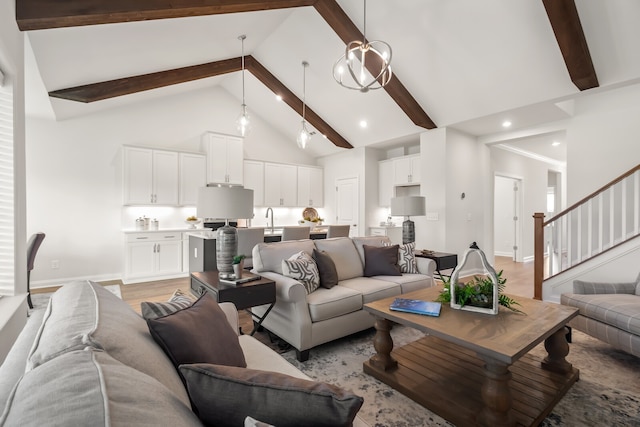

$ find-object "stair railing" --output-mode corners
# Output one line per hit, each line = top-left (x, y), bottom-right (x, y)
(533, 163), (640, 299)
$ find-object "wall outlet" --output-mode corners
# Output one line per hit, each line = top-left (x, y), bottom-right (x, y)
(51, 260), (59, 269)
(426, 212), (439, 221)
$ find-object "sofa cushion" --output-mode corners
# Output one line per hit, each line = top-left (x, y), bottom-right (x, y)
(147, 292), (247, 371)
(25, 280), (190, 407)
(306, 286), (363, 322)
(339, 277), (401, 304)
(179, 363), (363, 427)
(385, 242), (419, 273)
(141, 288), (195, 320)
(314, 237), (364, 280)
(560, 293), (640, 336)
(372, 273), (433, 294)
(1, 349), (200, 427)
(253, 239), (316, 274)
(363, 245), (401, 277)
(282, 251), (320, 294)
(313, 249), (339, 289)
(351, 236), (391, 265)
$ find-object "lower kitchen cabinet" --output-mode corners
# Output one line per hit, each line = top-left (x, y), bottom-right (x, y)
(124, 232), (185, 283)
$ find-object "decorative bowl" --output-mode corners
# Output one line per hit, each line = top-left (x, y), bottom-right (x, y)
(185, 219), (201, 229)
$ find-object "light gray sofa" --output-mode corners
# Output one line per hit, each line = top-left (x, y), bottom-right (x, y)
(560, 273), (640, 358)
(0, 281), (369, 427)
(251, 236), (437, 361)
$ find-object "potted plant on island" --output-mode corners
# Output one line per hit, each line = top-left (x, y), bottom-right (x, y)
(232, 254), (246, 279)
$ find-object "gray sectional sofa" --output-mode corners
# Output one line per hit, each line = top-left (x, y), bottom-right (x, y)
(251, 236), (437, 361)
(0, 281), (369, 427)
(560, 273), (640, 358)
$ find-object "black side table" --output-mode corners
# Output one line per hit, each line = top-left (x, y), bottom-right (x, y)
(415, 251), (458, 282)
(190, 271), (276, 336)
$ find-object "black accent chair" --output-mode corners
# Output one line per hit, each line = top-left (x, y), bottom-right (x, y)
(26, 232), (45, 309)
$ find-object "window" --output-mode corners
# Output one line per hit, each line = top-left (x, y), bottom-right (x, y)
(0, 76), (14, 295)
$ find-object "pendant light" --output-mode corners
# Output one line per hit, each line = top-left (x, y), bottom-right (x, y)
(236, 35), (251, 137)
(297, 61), (311, 149)
(333, 0), (392, 93)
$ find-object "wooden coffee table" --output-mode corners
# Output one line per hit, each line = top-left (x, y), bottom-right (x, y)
(363, 287), (579, 427)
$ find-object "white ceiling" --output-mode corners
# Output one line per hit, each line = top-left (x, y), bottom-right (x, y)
(23, 1), (640, 160)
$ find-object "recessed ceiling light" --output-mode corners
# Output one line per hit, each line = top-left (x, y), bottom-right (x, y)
(275, 95), (283, 102)
(552, 141), (561, 147)
(502, 120), (512, 128)
(359, 120), (368, 128)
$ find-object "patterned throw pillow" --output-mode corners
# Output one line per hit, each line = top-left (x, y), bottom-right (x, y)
(282, 251), (320, 294)
(141, 288), (195, 320)
(384, 242), (419, 274)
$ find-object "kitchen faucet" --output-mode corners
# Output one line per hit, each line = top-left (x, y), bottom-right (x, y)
(265, 207), (274, 233)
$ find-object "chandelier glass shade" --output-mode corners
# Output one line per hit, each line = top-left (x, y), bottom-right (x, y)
(333, 0), (392, 93)
(235, 35), (251, 137)
(297, 61), (311, 149)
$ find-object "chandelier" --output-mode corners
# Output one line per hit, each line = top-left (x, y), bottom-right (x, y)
(236, 35), (251, 137)
(297, 61), (312, 149)
(333, 0), (392, 93)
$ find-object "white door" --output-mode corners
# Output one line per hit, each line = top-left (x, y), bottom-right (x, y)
(179, 152), (206, 206)
(335, 177), (359, 237)
(494, 175), (523, 262)
(153, 150), (179, 205)
(156, 240), (183, 275)
(123, 147), (153, 205)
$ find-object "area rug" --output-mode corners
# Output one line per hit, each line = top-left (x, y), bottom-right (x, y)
(280, 326), (640, 427)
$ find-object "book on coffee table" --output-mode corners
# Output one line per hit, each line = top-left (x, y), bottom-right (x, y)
(389, 298), (441, 317)
(219, 272), (261, 286)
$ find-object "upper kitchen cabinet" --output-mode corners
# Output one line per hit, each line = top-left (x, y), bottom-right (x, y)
(264, 162), (297, 207)
(378, 160), (394, 207)
(393, 154), (421, 185)
(244, 160), (265, 206)
(123, 146), (179, 205)
(202, 131), (243, 185)
(179, 152), (207, 206)
(297, 166), (323, 207)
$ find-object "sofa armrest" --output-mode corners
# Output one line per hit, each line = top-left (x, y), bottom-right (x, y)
(255, 271), (308, 303)
(219, 302), (240, 336)
(415, 257), (437, 285)
(572, 279), (636, 295)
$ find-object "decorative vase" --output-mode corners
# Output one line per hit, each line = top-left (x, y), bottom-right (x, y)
(232, 260), (244, 279)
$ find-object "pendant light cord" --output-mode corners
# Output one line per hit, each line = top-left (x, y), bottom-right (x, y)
(240, 35), (246, 106)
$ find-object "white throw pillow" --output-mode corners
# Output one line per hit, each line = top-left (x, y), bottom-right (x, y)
(282, 251), (320, 294)
(384, 242), (418, 274)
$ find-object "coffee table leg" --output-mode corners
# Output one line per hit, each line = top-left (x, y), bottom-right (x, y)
(542, 326), (573, 374)
(477, 358), (515, 427)
(369, 317), (397, 371)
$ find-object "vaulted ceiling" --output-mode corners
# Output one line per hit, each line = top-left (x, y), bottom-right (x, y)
(19, 0), (640, 159)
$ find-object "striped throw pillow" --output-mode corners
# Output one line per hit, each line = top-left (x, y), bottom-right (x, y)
(141, 289), (195, 320)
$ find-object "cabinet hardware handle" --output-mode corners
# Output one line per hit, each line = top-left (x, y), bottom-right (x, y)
(165, 236), (176, 238)
(157, 244), (160, 253)
(136, 237), (148, 240)
(153, 243), (156, 253)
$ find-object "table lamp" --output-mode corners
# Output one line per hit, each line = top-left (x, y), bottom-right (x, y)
(390, 196), (426, 244)
(197, 185), (254, 277)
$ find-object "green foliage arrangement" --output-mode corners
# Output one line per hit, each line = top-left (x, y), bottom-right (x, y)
(436, 270), (524, 314)
(232, 254), (246, 265)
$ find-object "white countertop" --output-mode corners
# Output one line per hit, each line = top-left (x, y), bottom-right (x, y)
(123, 227), (202, 233)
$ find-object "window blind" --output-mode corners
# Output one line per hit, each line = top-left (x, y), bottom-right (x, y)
(0, 83), (14, 295)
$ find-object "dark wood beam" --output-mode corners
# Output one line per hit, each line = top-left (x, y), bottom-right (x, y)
(542, 0), (598, 91)
(16, 0), (315, 31)
(49, 58), (241, 102)
(246, 56), (352, 149)
(49, 55), (352, 149)
(314, 0), (436, 129)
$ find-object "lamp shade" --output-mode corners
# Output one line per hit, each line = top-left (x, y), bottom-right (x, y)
(390, 196), (426, 217)
(197, 186), (254, 220)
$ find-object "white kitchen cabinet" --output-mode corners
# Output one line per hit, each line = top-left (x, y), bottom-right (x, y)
(123, 146), (179, 205)
(244, 160), (265, 206)
(369, 227), (403, 245)
(393, 154), (421, 185)
(124, 232), (184, 283)
(202, 132), (243, 185)
(297, 166), (323, 207)
(179, 152), (207, 206)
(264, 162), (297, 207)
(378, 159), (394, 207)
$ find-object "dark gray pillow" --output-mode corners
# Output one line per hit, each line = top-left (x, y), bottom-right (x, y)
(179, 364), (363, 427)
(313, 249), (339, 289)
(363, 244), (401, 277)
(146, 293), (246, 371)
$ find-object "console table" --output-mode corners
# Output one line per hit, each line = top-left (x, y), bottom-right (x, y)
(190, 271), (276, 336)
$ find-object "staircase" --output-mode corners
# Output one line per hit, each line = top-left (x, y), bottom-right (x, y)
(533, 164), (640, 301)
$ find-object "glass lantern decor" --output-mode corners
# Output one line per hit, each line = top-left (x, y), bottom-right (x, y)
(449, 242), (500, 315)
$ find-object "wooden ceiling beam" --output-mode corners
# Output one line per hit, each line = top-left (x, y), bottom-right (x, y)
(16, 0), (315, 31)
(48, 58), (241, 102)
(542, 0), (598, 91)
(246, 57), (352, 149)
(314, 0), (437, 129)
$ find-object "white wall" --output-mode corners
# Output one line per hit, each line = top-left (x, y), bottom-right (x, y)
(26, 86), (315, 286)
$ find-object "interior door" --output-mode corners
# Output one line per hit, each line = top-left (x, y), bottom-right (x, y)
(494, 175), (523, 262)
(335, 177), (359, 237)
